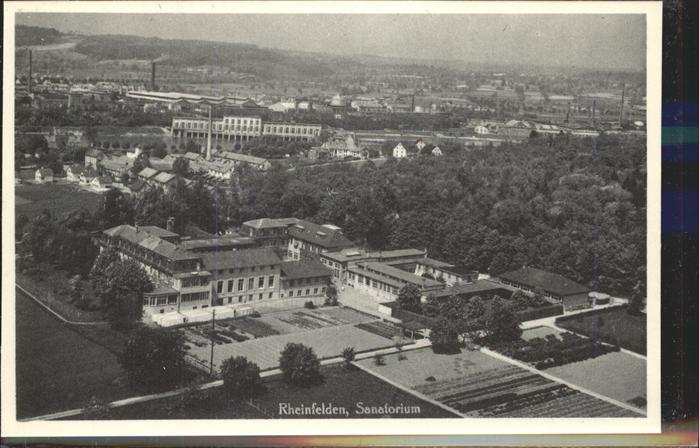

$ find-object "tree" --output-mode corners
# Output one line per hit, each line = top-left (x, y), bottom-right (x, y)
(173, 157), (190, 177)
(278, 343), (322, 386)
(119, 326), (187, 393)
(324, 284), (338, 306)
(483, 297), (522, 343)
(628, 280), (645, 315)
(89, 247), (119, 290)
(99, 259), (153, 330)
(341, 347), (355, 369)
(96, 188), (134, 229)
(430, 317), (460, 354)
(396, 284), (422, 313)
(220, 356), (262, 399)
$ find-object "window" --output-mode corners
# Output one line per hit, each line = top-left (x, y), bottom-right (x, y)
(227, 279), (234, 293)
(258, 276), (265, 289)
(217, 281), (223, 294)
(321, 287), (326, 293)
(314, 288), (318, 294)
(168, 295), (177, 304)
(248, 294), (253, 301)
(248, 278), (254, 289)
(143, 298), (149, 306)
(269, 292), (273, 299)
(297, 289), (302, 296)
(268, 275), (275, 287)
(306, 289), (310, 295)
(259, 293), (263, 300)
(289, 290), (294, 297)
(238, 279), (244, 291)
(228, 297), (232, 304)
(238, 296), (243, 303)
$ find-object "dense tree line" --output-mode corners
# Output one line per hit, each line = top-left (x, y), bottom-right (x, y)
(89, 133), (645, 296)
(232, 134), (646, 296)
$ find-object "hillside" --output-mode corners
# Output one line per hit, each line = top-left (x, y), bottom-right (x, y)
(16, 25), (63, 47)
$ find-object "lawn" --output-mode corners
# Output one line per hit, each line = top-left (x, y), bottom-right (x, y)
(556, 307), (646, 355)
(15, 290), (133, 419)
(546, 352), (647, 408)
(83, 364), (458, 419)
(15, 182), (103, 220)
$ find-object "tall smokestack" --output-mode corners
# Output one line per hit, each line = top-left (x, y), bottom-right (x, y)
(28, 49), (33, 93)
(151, 61), (156, 91)
(619, 83), (626, 124)
(206, 104), (212, 160)
(411, 94), (415, 112)
(591, 100), (597, 129)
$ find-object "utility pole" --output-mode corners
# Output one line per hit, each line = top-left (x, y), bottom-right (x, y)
(209, 308), (216, 376)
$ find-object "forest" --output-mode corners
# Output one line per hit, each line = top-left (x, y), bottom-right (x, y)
(19, 132), (646, 299)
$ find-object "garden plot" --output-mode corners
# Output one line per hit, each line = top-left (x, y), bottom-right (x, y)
(357, 349), (641, 418)
(187, 324), (393, 371)
(355, 321), (403, 339)
(272, 307), (373, 331)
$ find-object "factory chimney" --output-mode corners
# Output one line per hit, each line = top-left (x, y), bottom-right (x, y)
(206, 104), (213, 160)
(411, 94), (415, 112)
(591, 100), (597, 130)
(28, 49), (33, 93)
(151, 61), (156, 91)
(618, 83), (626, 125)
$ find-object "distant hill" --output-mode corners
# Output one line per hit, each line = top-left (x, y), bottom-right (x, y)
(72, 34), (337, 80)
(16, 25), (63, 47)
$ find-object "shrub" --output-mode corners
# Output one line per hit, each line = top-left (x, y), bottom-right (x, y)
(341, 347), (355, 369)
(220, 356), (262, 399)
(279, 342), (322, 386)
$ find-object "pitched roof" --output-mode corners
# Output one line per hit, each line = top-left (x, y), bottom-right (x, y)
(153, 172), (177, 184)
(218, 151), (269, 166)
(198, 247), (282, 270)
(243, 217), (300, 229)
(499, 266), (589, 297)
(85, 149), (104, 158)
(281, 259), (332, 280)
(103, 225), (199, 261)
(359, 261), (443, 289)
(183, 152), (203, 161)
(138, 167), (158, 179)
(426, 279), (513, 300)
(288, 220), (354, 250)
(139, 225), (179, 239)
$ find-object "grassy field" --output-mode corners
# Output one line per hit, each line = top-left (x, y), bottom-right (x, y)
(556, 307), (646, 354)
(546, 352), (647, 407)
(15, 183), (103, 220)
(15, 290), (133, 419)
(83, 364), (458, 420)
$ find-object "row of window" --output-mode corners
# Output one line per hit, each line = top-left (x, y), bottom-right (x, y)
(225, 292), (272, 304)
(263, 126), (320, 136)
(349, 272), (399, 295)
(215, 265), (277, 275)
(288, 286), (325, 297)
(286, 276), (327, 287)
(216, 275), (276, 294)
(181, 291), (210, 302)
(180, 276), (210, 288)
(143, 295), (178, 306)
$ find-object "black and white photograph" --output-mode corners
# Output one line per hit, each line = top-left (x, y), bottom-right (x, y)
(2, 1), (662, 438)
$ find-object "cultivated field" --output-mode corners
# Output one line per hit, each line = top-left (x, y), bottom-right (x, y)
(357, 349), (641, 418)
(15, 183), (102, 220)
(556, 307), (646, 355)
(15, 290), (132, 419)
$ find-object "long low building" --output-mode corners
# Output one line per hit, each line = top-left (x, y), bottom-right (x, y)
(171, 115), (321, 143)
(347, 261), (444, 301)
(495, 266), (590, 310)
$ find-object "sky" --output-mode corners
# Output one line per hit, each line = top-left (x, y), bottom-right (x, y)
(16, 13), (646, 71)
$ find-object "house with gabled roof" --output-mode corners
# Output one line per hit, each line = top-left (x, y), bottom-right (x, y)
(35, 168), (54, 183)
(392, 142), (408, 159)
